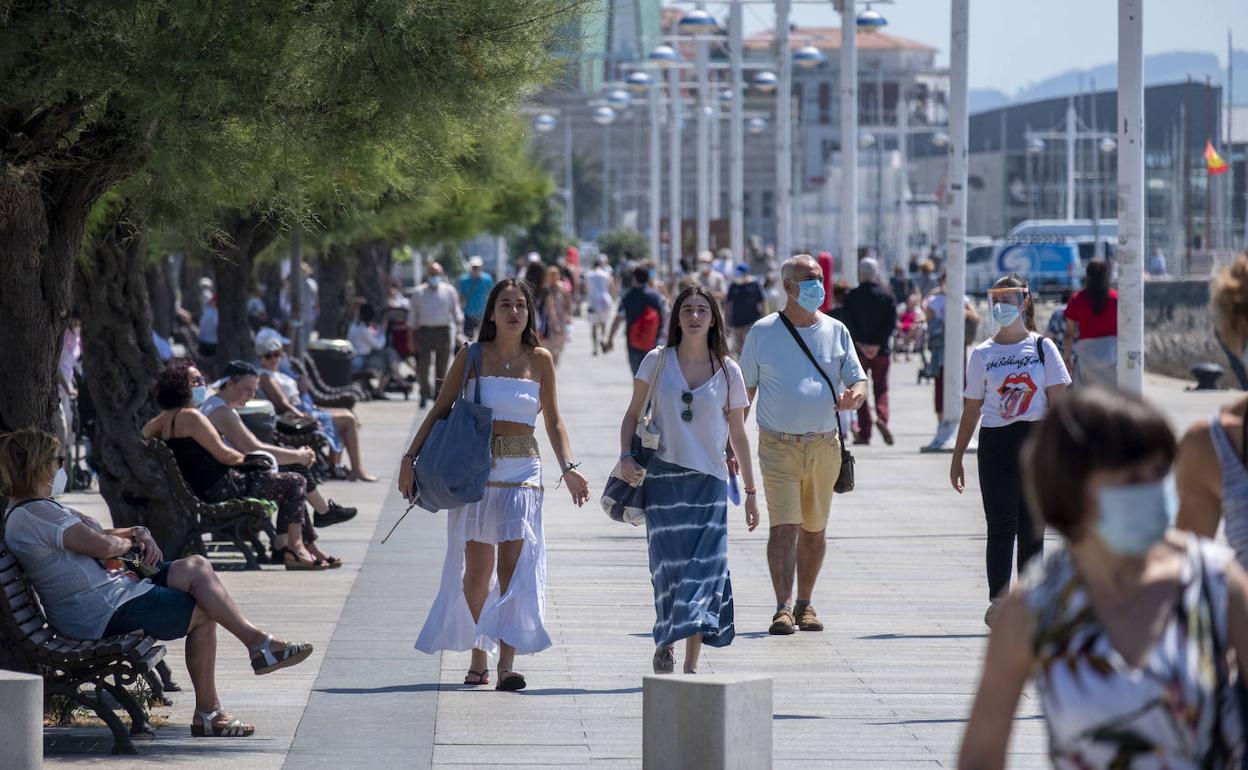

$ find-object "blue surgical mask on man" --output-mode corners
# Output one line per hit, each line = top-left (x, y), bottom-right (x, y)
(428, 275), (441, 287)
(1095, 478), (1176, 556)
(795, 279), (825, 312)
(191, 385), (208, 406)
(991, 303), (1021, 328)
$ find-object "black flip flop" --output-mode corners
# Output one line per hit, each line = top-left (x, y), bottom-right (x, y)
(495, 672), (526, 692)
(463, 669), (490, 686)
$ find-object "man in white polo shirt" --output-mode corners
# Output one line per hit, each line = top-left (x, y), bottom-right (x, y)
(739, 254), (868, 636)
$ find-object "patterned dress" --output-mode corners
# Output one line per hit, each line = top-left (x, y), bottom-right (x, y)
(1025, 535), (1243, 768)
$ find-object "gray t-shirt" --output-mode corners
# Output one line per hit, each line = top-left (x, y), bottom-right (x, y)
(739, 313), (867, 435)
(3, 499), (152, 640)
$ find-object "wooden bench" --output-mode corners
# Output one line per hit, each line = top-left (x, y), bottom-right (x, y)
(0, 542), (166, 754)
(144, 439), (274, 570)
(291, 355), (366, 408)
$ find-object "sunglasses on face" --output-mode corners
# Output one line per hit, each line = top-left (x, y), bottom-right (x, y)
(681, 391), (693, 422)
(262, 352), (282, 359)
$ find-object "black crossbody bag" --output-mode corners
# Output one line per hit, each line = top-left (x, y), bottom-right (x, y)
(776, 313), (855, 494)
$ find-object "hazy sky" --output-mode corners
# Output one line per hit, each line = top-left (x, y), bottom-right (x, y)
(725, 0), (1247, 96)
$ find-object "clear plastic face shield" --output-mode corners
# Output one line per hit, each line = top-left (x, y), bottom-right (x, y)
(986, 287), (1027, 307)
(987, 287), (1028, 329)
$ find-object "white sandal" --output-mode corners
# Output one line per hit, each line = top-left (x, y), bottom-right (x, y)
(250, 635), (314, 675)
(191, 708), (255, 737)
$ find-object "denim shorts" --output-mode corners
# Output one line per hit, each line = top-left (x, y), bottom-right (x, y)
(102, 562), (197, 641)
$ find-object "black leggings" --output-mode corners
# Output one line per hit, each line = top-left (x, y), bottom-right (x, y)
(977, 422), (1042, 600)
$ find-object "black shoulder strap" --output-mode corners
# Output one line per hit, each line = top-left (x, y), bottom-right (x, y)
(776, 313), (847, 449)
(1034, 333), (1046, 366)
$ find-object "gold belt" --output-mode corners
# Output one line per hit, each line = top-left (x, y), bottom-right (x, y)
(492, 434), (539, 459)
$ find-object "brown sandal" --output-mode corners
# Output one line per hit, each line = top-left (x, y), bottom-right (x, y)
(463, 669), (490, 686)
(284, 553), (328, 571)
(191, 709), (255, 737)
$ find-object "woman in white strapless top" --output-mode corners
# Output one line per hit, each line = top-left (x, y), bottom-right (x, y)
(399, 278), (590, 692)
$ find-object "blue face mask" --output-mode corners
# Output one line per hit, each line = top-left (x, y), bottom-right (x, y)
(428, 276), (441, 287)
(191, 385), (208, 406)
(991, 302), (1021, 328)
(795, 279), (825, 312)
(1095, 478), (1176, 556)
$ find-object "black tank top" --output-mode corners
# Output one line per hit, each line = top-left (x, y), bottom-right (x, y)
(163, 410), (230, 497)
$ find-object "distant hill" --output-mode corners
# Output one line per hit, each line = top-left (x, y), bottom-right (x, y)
(972, 50), (1248, 113)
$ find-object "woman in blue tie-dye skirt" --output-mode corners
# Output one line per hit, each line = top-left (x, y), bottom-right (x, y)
(616, 285), (760, 674)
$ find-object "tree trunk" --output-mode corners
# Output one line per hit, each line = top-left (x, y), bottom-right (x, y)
(0, 171), (82, 440)
(76, 217), (185, 551)
(316, 244), (352, 339)
(353, 240), (389, 312)
(145, 254), (175, 337)
(211, 213), (278, 369)
(179, 256), (205, 320)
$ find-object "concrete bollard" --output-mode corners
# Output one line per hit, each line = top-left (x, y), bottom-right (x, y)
(643, 674), (773, 770)
(0, 670), (43, 770)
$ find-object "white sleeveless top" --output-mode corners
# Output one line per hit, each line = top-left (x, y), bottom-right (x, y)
(467, 377), (540, 426)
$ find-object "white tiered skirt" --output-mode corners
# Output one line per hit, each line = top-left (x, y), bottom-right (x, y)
(414, 456), (551, 656)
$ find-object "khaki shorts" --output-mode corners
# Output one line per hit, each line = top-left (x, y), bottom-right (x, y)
(757, 431), (841, 532)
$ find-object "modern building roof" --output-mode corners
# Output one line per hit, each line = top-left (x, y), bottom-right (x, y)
(743, 26), (937, 53)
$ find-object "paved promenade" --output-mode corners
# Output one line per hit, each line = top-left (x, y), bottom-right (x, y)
(45, 322), (1232, 768)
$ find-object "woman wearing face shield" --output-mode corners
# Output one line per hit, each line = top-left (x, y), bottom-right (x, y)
(950, 275), (1071, 626)
(959, 388), (1248, 769)
(1177, 252), (1248, 566)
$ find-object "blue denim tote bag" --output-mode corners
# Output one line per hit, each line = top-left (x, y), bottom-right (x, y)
(412, 343), (493, 512)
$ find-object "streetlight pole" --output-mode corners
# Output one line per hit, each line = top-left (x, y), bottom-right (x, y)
(563, 114), (576, 236)
(928, 0), (969, 451)
(775, 0), (793, 262)
(897, 81), (909, 269)
(1117, 0), (1145, 393)
(729, 0), (745, 264)
(695, 31), (711, 256)
(602, 117), (612, 234)
(839, 0), (859, 286)
(648, 74), (663, 267)
(668, 64), (684, 275)
(1065, 97), (1077, 221)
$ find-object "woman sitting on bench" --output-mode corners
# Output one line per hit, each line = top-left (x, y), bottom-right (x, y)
(0, 428), (314, 738)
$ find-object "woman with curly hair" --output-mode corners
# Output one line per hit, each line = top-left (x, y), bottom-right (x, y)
(1177, 252), (1248, 566)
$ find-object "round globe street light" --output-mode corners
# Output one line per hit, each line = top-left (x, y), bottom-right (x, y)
(677, 9), (719, 36)
(794, 45), (827, 69)
(857, 5), (888, 32)
(592, 106), (617, 126)
(719, 88), (735, 104)
(747, 117), (768, 136)
(930, 131), (950, 149)
(648, 45), (681, 66)
(533, 113), (558, 133)
(858, 132), (877, 150)
(606, 88), (632, 110)
(1026, 137), (1046, 155)
(753, 70), (778, 94)
(626, 71), (652, 92)
(1099, 137), (1117, 154)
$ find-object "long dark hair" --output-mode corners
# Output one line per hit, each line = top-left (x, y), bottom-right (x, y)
(666, 285), (730, 366)
(991, 274), (1036, 332)
(1085, 259), (1110, 315)
(477, 278), (540, 349)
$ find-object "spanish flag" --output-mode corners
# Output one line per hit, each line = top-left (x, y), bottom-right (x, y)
(1205, 140), (1229, 176)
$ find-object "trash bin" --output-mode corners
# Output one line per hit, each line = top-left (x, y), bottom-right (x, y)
(307, 339), (355, 389)
(237, 399), (277, 443)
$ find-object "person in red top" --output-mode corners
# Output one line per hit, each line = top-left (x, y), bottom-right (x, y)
(1062, 259), (1118, 388)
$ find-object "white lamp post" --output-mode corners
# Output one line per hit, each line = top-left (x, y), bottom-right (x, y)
(1117, 0), (1145, 392)
(593, 105), (617, 236)
(776, 0), (793, 262)
(681, 9), (719, 259)
(650, 44), (683, 276)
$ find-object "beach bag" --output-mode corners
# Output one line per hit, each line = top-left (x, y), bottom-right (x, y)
(601, 347), (666, 524)
(777, 314), (855, 494)
(411, 344), (493, 513)
(276, 412), (317, 436)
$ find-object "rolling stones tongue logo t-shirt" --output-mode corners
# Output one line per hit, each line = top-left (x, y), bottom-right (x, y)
(963, 334), (1071, 428)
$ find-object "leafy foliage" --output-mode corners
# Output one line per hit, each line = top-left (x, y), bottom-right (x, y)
(597, 227), (649, 264)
